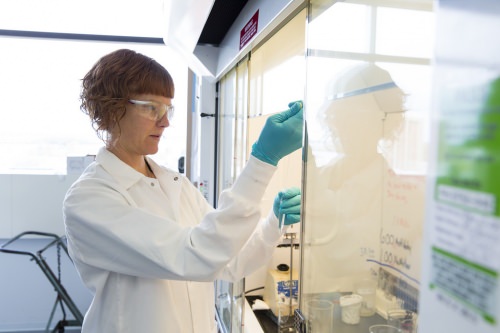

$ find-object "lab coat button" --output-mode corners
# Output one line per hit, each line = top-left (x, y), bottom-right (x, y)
(174, 177), (179, 181)
(151, 182), (155, 186)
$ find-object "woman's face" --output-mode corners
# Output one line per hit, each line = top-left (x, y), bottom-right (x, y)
(108, 94), (172, 160)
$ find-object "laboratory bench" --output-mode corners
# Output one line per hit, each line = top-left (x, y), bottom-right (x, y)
(246, 296), (388, 333)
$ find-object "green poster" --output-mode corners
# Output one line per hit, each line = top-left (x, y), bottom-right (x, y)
(431, 76), (500, 325)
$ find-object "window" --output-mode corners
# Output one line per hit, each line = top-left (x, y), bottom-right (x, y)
(0, 38), (188, 174)
(0, 0), (188, 174)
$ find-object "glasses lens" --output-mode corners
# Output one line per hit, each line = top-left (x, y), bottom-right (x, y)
(166, 105), (175, 121)
(156, 103), (175, 121)
(154, 103), (167, 121)
(129, 100), (174, 121)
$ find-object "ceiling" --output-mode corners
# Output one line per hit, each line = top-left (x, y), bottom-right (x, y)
(197, 0), (249, 46)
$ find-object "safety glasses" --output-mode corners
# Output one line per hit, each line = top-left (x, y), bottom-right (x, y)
(128, 99), (174, 121)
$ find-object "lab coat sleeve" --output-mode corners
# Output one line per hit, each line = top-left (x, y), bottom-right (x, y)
(63, 156), (276, 282)
(216, 210), (282, 282)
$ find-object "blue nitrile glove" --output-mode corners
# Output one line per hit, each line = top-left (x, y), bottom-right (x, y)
(273, 187), (301, 227)
(251, 101), (304, 166)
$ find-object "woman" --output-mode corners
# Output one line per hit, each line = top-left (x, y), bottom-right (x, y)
(63, 49), (303, 332)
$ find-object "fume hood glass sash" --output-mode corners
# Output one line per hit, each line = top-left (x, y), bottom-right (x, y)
(301, 0), (434, 331)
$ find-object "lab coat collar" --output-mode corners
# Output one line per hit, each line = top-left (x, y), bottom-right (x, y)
(95, 147), (183, 222)
(95, 147), (157, 190)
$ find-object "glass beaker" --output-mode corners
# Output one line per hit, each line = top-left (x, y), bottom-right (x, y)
(305, 299), (334, 333)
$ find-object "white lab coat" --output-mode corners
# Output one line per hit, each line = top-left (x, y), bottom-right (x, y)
(63, 147), (282, 333)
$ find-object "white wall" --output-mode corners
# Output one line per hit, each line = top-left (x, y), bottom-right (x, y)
(197, 76), (217, 206)
(0, 173), (91, 332)
(0, 174), (79, 239)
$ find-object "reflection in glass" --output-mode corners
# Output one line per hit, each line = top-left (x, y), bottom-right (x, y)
(303, 63), (406, 293)
(301, 2), (433, 331)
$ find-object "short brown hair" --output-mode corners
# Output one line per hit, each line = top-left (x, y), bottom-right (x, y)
(80, 49), (175, 141)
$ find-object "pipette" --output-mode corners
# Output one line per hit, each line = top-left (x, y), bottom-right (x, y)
(278, 197), (285, 232)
